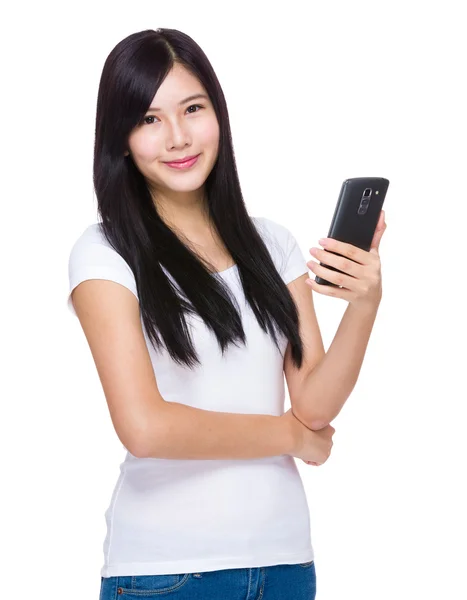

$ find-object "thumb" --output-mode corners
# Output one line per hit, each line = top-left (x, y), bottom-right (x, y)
(370, 210), (387, 254)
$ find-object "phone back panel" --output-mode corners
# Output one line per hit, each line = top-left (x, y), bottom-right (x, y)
(327, 177), (389, 251)
(314, 177), (389, 286)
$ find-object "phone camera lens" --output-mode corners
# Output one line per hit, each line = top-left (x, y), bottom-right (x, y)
(363, 188), (372, 198)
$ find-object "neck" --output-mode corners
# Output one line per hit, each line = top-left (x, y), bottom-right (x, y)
(152, 189), (212, 235)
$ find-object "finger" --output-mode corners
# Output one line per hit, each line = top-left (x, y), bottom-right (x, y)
(305, 276), (354, 301)
(376, 210), (385, 230)
(318, 237), (370, 265)
(370, 218), (387, 253)
(307, 260), (357, 290)
(308, 247), (364, 279)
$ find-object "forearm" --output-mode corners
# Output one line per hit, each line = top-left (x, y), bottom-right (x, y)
(139, 401), (294, 460)
(296, 300), (380, 428)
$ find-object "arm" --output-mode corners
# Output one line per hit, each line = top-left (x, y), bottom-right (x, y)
(295, 301), (380, 429)
(71, 279), (295, 461)
(294, 216), (387, 429)
(142, 402), (294, 460)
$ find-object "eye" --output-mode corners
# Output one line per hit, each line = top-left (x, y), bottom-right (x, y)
(142, 104), (204, 125)
(186, 104), (204, 114)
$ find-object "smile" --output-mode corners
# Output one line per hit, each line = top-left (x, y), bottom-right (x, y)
(164, 154), (200, 169)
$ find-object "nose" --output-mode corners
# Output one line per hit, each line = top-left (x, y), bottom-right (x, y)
(166, 118), (191, 150)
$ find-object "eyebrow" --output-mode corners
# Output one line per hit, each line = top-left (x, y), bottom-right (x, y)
(146, 93), (209, 112)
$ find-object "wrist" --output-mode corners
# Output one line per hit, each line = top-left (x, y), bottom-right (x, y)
(349, 296), (381, 315)
(280, 409), (302, 456)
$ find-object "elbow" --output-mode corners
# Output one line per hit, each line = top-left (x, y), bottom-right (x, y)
(292, 405), (331, 431)
(131, 430), (159, 458)
(131, 443), (149, 459)
(307, 409), (339, 430)
(126, 435), (150, 458)
(121, 425), (156, 459)
(131, 415), (168, 459)
(308, 418), (331, 430)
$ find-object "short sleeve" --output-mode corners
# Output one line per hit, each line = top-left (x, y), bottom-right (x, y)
(67, 225), (139, 317)
(254, 217), (309, 285)
(281, 225), (309, 284)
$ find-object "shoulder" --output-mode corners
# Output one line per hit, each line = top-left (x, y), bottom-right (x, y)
(250, 215), (290, 275)
(67, 222), (137, 316)
(68, 222), (131, 269)
(251, 215), (297, 256)
(251, 215), (308, 284)
(68, 222), (112, 254)
(251, 215), (294, 243)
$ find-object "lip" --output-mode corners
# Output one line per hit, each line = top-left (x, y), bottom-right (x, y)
(164, 154), (200, 168)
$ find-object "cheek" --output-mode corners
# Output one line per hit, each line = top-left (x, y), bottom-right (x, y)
(197, 118), (220, 149)
(134, 134), (162, 160)
(128, 127), (163, 162)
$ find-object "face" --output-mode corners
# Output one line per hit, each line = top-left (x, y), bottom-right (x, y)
(126, 63), (220, 211)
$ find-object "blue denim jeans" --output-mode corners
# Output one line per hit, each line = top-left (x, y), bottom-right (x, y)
(99, 561), (316, 599)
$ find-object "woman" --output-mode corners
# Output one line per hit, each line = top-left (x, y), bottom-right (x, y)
(67, 28), (386, 600)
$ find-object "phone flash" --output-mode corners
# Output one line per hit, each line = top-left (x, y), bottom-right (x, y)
(375, 190), (379, 195)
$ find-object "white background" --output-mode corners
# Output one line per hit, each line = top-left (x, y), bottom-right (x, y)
(2, 1), (466, 598)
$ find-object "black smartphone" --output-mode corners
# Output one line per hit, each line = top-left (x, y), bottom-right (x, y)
(314, 177), (390, 287)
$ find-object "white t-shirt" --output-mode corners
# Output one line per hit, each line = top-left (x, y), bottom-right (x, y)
(67, 216), (314, 577)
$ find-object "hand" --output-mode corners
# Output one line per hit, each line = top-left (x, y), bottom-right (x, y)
(305, 210), (387, 309)
(282, 408), (335, 466)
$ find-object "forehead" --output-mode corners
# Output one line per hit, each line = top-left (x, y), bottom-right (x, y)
(149, 64), (207, 109)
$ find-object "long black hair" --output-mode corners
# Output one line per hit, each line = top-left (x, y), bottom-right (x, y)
(94, 28), (304, 370)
